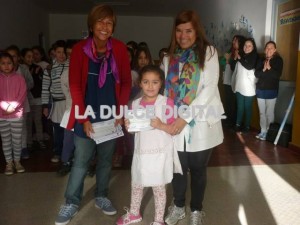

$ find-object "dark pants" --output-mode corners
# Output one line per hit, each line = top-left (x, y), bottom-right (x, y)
(53, 122), (65, 156)
(172, 147), (213, 212)
(224, 84), (237, 125)
(236, 92), (254, 128)
(61, 129), (75, 163)
(65, 135), (116, 205)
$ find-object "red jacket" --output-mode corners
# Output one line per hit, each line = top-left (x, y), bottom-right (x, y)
(66, 38), (132, 130)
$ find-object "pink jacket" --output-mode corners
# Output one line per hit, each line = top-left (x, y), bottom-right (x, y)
(0, 72), (27, 119)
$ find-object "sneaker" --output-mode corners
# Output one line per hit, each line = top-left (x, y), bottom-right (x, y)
(259, 132), (267, 141)
(255, 132), (263, 139)
(190, 211), (205, 225)
(95, 197), (117, 215)
(234, 124), (242, 132)
(5, 161), (14, 175)
(57, 162), (72, 176)
(21, 148), (30, 159)
(165, 205), (185, 225)
(241, 126), (250, 133)
(116, 207), (142, 225)
(55, 203), (78, 225)
(151, 222), (165, 225)
(14, 161), (25, 173)
(51, 155), (60, 163)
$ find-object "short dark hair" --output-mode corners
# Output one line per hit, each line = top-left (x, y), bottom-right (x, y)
(5, 45), (20, 56)
(0, 52), (14, 65)
(87, 4), (116, 36)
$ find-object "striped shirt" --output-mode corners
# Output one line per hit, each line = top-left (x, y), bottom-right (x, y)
(42, 60), (69, 105)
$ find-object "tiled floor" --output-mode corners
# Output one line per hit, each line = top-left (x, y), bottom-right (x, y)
(0, 126), (300, 225)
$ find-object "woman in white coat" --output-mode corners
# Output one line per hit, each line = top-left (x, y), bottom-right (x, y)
(163, 10), (224, 225)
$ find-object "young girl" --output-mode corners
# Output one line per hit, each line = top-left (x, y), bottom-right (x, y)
(21, 48), (46, 151)
(221, 35), (245, 127)
(116, 65), (182, 225)
(42, 40), (69, 163)
(0, 52), (27, 175)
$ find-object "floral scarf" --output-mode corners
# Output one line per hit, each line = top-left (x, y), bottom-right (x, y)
(83, 37), (119, 88)
(165, 47), (200, 109)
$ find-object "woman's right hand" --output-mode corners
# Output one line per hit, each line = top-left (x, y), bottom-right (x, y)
(83, 121), (94, 138)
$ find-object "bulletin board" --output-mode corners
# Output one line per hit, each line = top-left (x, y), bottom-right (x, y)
(276, 0), (300, 81)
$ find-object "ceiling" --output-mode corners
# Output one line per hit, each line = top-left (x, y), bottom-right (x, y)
(32, 0), (200, 17)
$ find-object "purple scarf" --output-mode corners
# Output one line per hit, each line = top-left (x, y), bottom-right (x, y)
(83, 37), (119, 88)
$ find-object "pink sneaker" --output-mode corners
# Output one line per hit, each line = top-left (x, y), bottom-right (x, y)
(116, 208), (142, 225)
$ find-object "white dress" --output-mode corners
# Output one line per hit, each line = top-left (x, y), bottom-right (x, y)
(131, 95), (174, 187)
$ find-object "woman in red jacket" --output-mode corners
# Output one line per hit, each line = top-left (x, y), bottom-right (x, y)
(55, 5), (131, 225)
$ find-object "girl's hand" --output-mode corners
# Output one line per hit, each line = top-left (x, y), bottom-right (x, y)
(6, 105), (15, 114)
(114, 118), (123, 127)
(150, 117), (163, 129)
(124, 119), (130, 131)
(43, 108), (49, 117)
(170, 117), (187, 135)
(83, 121), (94, 138)
(224, 53), (230, 63)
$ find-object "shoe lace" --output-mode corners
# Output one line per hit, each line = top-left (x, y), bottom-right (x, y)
(6, 162), (13, 170)
(190, 211), (205, 225)
(168, 205), (180, 217)
(99, 197), (112, 208)
(59, 204), (75, 217)
(121, 207), (132, 223)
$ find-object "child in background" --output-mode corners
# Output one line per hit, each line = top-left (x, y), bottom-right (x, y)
(21, 48), (47, 151)
(116, 65), (182, 225)
(0, 53), (27, 175)
(6, 45), (34, 159)
(232, 38), (258, 133)
(220, 35), (245, 128)
(58, 40), (77, 175)
(42, 40), (69, 163)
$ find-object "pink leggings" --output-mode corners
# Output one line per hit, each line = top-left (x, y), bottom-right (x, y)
(130, 183), (166, 223)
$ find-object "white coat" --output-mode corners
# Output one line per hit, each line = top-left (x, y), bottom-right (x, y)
(162, 46), (224, 152)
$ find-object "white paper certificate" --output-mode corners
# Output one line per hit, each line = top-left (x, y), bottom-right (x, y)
(90, 119), (124, 144)
(127, 109), (153, 132)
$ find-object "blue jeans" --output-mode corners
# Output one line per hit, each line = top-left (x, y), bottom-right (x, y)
(64, 135), (116, 205)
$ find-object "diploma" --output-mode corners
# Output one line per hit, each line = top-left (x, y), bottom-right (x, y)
(90, 119), (124, 144)
(127, 108), (153, 132)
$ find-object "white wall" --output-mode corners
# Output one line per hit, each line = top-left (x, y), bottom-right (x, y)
(49, 14), (173, 60)
(195, 0), (269, 53)
(0, 0), (49, 50)
(49, 0), (269, 57)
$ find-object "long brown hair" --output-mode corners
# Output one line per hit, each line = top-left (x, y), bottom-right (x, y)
(168, 10), (213, 69)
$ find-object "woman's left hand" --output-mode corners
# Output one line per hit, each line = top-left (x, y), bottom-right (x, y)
(170, 117), (187, 135)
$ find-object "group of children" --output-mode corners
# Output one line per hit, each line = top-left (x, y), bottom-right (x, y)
(0, 40), (76, 176)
